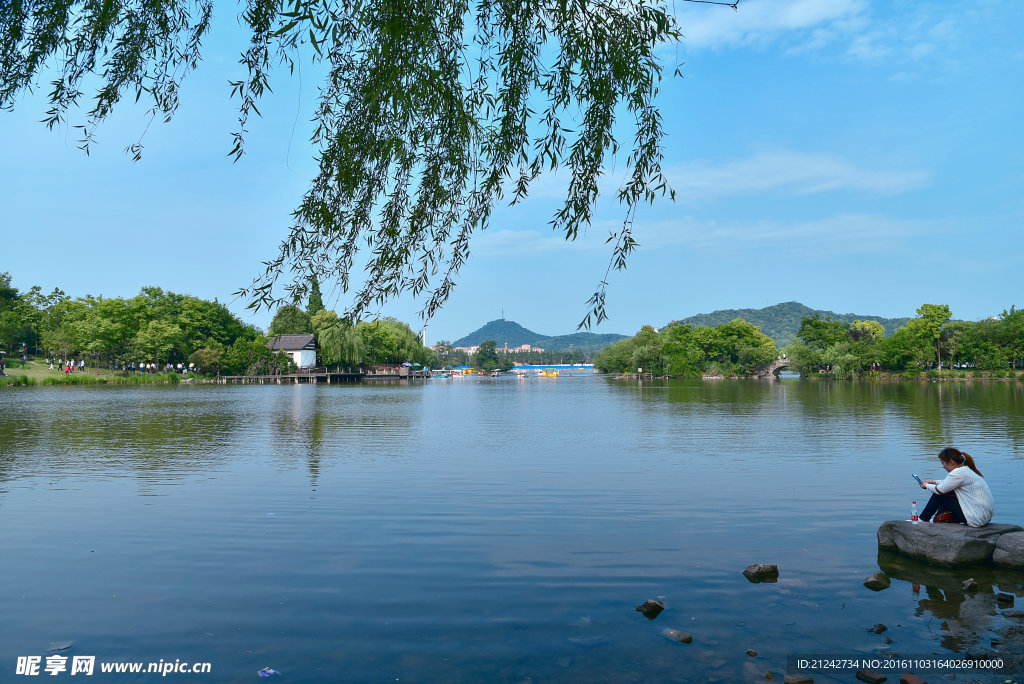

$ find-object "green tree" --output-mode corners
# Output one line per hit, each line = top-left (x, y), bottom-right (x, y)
(189, 344), (225, 375)
(307, 277), (325, 316)
(268, 305), (313, 336)
(659, 324), (703, 377)
(629, 325), (664, 375)
(222, 337), (295, 376)
(433, 340), (454, 366)
(797, 315), (848, 351)
(134, 320), (184, 366)
(473, 340), (500, 371)
(1, 2), (682, 328)
(999, 306), (1024, 369)
(594, 337), (635, 373)
(911, 303), (952, 368)
(849, 319), (884, 343)
(356, 318), (428, 366)
(317, 315), (365, 369)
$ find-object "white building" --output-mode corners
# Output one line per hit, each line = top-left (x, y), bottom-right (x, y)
(267, 334), (317, 369)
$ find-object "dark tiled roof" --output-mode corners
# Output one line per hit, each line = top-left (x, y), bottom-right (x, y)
(267, 334), (316, 351)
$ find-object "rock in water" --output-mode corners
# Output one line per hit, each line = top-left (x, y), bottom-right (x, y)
(855, 669), (887, 683)
(661, 628), (692, 643)
(996, 592), (1014, 607)
(863, 572), (891, 591)
(899, 674), (926, 684)
(635, 599), (665, 620)
(877, 520), (1023, 567)
(783, 676), (814, 684)
(743, 564), (780, 583)
(961, 578), (979, 593)
(867, 623), (888, 634)
(993, 531), (1024, 568)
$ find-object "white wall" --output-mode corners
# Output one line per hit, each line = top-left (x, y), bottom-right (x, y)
(288, 350), (317, 368)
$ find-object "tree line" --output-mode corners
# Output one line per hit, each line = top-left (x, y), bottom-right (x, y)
(595, 304), (1024, 378)
(0, 273), (434, 376)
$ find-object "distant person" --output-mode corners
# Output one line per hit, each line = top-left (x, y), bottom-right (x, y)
(919, 447), (994, 526)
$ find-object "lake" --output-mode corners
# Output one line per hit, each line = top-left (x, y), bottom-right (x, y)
(2, 377), (1022, 682)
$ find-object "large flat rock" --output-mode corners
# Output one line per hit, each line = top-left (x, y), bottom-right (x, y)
(994, 531), (1024, 568)
(877, 520), (1023, 567)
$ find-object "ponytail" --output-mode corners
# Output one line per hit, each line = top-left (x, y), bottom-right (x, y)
(961, 451), (983, 478)
(939, 447), (983, 478)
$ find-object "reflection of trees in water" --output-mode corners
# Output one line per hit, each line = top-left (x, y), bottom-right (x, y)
(605, 378), (1024, 456)
(895, 381), (1024, 454)
(266, 386), (418, 488)
(878, 550), (1023, 653)
(0, 388), (239, 485)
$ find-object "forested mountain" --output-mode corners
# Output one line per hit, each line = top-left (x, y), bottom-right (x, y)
(452, 319), (627, 352)
(671, 302), (911, 347)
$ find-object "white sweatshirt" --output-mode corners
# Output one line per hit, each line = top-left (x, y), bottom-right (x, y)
(926, 466), (994, 527)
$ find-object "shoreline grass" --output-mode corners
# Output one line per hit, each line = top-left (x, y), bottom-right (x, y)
(0, 359), (188, 387)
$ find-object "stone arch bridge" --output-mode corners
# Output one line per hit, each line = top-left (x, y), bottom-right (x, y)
(757, 357), (792, 378)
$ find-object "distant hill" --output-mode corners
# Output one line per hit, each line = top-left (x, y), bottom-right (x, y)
(671, 302), (911, 348)
(452, 319), (628, 352)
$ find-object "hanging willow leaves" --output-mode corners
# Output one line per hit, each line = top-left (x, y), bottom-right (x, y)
(0, 0), (684, 328)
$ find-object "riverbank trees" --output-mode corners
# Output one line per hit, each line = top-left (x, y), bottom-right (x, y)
(311, 311), (434, 370)
(594, 319), (777, 377)
(0, 275), (261, 369)
(597, 303), (1024, 378)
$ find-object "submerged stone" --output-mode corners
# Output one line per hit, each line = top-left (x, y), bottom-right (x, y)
(661, 628), (692, 643)
(867, 623), (888, 634)
(855, 669), (887, 683)
(863, 572), (891, 591)
(962, 578), (979, 593)
(743, 563), (780, 583)
(877, 520), (1023, 567)
(635, 599), (665, 620)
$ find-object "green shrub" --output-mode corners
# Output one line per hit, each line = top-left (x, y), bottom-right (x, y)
(0, 375), (36, 386)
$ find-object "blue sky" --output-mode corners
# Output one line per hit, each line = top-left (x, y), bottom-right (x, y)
(2, 0), (1021, 343)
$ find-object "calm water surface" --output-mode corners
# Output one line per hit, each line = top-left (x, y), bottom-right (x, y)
(2, 378), (1023, 683)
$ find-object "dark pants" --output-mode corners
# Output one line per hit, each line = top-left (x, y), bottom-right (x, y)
(920, 491), (966, 523)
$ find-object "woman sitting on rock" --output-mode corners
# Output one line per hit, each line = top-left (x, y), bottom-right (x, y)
(919, 447), (994, 526)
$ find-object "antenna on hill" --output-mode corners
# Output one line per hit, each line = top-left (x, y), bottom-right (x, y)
(501, 306), (505, 321)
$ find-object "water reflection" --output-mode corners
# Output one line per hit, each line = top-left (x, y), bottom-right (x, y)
(0, 387), (241, 486)
(1, 379), (1023, 683)
(877, 550), (1024, 652)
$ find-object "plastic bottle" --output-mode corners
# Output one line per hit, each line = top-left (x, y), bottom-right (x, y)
(911, 501), (919, 524)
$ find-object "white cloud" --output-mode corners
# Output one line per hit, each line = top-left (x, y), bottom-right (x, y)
(630, 213), (930, 257)
(677, 0), (867, 51)
(675, 0), (1001, 76)
(669, 149), (929, 201)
